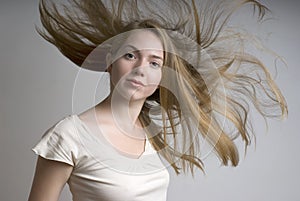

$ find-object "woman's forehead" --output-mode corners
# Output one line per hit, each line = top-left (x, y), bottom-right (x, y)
(121, 29), (164, 52)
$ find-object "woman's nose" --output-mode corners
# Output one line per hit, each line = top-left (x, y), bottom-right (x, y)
(133, 65), (145, 77)
(133, 58), (147, 77)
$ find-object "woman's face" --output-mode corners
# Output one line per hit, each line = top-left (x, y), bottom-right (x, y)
(108, 30), (164, 102)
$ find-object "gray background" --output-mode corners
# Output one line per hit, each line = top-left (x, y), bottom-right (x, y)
(1, 0), (299, 201)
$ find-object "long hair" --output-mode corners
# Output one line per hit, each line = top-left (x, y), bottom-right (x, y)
(37, 0), (288, 174)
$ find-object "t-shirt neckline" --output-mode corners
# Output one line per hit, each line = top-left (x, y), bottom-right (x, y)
(71, 114), (150, 160)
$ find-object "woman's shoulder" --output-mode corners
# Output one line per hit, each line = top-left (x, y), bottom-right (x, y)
(33, 114), (83, 166)
(75, 107), (105, 131)
(39, 114), (85, 143)
(48, 115), (78, 132)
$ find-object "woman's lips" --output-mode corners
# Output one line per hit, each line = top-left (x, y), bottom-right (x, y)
(127, 79), (145, 87)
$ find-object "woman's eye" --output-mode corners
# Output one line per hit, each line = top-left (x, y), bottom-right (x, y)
(124, 53), (136, 60)
(150, 61), (161, 68)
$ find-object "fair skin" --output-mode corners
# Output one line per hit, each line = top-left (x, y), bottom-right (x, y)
(28, 30), (164, 201)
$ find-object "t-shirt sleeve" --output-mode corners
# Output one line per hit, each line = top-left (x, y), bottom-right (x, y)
(32, 117), (79, 166)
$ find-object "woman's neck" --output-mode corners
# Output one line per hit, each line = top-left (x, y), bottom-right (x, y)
(96, 93), (145, 133)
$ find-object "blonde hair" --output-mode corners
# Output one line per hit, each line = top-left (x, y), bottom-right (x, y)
(37, 0), (287, 174)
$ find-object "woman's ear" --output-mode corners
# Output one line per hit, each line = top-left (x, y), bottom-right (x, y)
(106, 53), (112, 73)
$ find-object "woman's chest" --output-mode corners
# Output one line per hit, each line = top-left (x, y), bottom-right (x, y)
(69, 153), (170, 201)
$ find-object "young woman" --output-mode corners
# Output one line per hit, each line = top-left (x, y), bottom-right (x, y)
(28, 0), (287, 200)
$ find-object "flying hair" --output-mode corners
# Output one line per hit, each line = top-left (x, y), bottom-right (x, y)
(37, 0), (288, 175)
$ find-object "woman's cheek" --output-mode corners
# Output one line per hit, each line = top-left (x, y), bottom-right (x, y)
(154, 71), (162, 86)
(148, 72), (162, 90)
(110, 63), (129, 86)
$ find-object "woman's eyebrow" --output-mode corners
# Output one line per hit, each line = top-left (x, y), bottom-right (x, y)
(123, 45), (139, 51)
(150, 55), (163, 61)
(123, 45), (163, 61)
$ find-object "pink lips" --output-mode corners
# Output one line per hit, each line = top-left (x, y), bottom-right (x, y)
(127, 79), (145, 87)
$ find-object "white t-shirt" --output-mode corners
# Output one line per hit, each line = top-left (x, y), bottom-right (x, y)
(32, 115), (170, 201)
